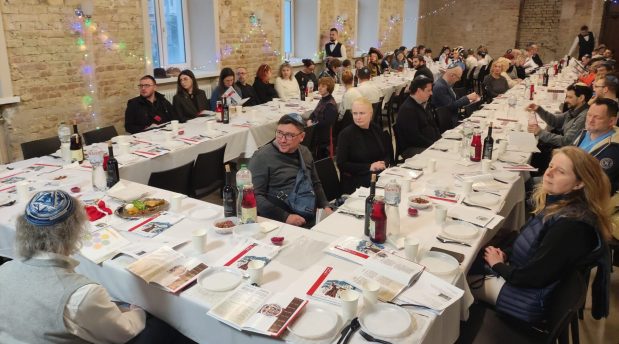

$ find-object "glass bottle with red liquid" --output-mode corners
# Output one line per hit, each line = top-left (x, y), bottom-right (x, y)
(369, 196), (387, 244)
(216, 99), (223, 122)
(529, 84), (535, 101)
(470, 131), (482, 162)
(240, 184), (257, 224)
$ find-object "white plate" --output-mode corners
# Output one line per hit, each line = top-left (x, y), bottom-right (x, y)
(442, 131), (462, 140)
(403, 159), (426, 170)
(499, 151), (527, 164)
(233, 223), (263, 240)
(359, 303), (413, 339)
(188, 207), (220, 221)
(197, 267), (244, 292)
(466, 192), (501, 207)
(419, 251), (459, 276)
(492, 171), (519, 183)
(288, 303), (339, 340)
(342, 198), (366, 214)
(442, 220), (479, 240)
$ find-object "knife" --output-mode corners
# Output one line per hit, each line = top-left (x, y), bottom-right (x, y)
(448, 216), (484, 228)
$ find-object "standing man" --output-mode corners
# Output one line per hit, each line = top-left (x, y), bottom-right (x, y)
(235, 67), (259, 106)
(125, 75), (176, 134)
(568, 25), (596, 59)
(573, 98), (619, 193)
(394, 76), (441, 158)
(324, 28), (347, 60)
(431, 65), (479, 128)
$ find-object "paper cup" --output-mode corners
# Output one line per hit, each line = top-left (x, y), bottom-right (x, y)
(171, 120), (179, 133)
(60, 143), (71, 163)
(362, 280), (380, 306)
(435, 205), (447, 227)
(118, 142), (130, 156)
(497, 141), (507, 155)
(16, 181), (30, 202)
(192, 229), (208, 254)
(170, 194), (183, 212)
(116, 135), (129, 144)
(339, 289), (360, 320)
(247, 260), (265, 285)
(482, 159), (493, 173)
(235, 105), (243, 114)
(451, 141), (460, 153)
(404, 237), (420, 262)
(206, 121), (214, 131)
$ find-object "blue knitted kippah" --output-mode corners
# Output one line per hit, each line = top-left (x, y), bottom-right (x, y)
(24, 190), (75, 226)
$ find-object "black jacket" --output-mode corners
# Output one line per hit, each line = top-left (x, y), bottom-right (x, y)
(234, 81), (259, 106)
(252, 77), (278, 104)
(414, 65), (434, 82)
(124, 92), (177, 134)
(394, 96), (441, 152)
(172, 89), (208, 122)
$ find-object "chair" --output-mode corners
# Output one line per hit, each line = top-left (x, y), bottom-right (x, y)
(371, 97), (385, 128)
(435, 106), (455, 133)
(379, 96), (394, 136)
(21, 136), (61, 159)
(191, 144), (227, 199)
(314, 157), (341, 202)
(333, 110), (353, 147)
(147, 161), (193, 195)
(464, 100), (482, 118)
(301, 124), (316, 159)
(82, 125), (119, 145)
(459, 272), (587, 344)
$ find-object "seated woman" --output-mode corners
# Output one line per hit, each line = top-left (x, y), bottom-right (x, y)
(318, 57), (342, 84)
(469, 147), (611, 323)
(353, 58), (365, 86)
(336, 97), (390, 194)
(390, 50), (407, 71)
(482, 60), (510, 101)
(0, 190), (191, 344)
(294, 59), (318, 93)
(274, 62), (299, 100)
(210, 67), (240, 110)
(253, 64), (278, 104)
(308, 77), (338, 159)
(173, 69), (208, 121)
(338, 70), (362, 120)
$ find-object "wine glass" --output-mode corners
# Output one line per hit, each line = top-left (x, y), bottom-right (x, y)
(508, 95), (517, 119)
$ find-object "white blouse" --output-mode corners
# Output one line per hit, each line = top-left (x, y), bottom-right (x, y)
(274, 77), (300, 100)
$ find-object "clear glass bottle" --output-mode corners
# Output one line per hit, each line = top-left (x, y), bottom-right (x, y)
(236, 164), (252, 217)
(240, 184), (257, 224)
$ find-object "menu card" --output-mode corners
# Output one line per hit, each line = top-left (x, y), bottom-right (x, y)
(113, 211), (185, 238)
(127, 246), (207, 293)
(324, 237), (386, 265)
(305, 266), (358, 305)
(79, 226), (130, 264)
(395, 271), (464, 313)
(214, 240), (281, 270)
(208, 284), (307, 337)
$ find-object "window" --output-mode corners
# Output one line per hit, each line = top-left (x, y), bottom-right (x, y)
(292, 0), (318, 59)
(148, 0), (190, 68)
(357, 0), (379, 54)
(283, 0), (293, 57)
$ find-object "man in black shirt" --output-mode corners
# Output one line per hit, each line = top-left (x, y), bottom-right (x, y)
(124, 75), (176, 134)
(394, 76), (441, 159)
(235, 67), (259, 106)
(411, 55), (434, 82)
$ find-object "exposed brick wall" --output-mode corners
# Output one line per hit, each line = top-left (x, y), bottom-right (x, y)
(318, 0), (357, 59)
(1, 0), (145, 161)
(516, 0), (562, 59)
(378, 0), (405, 55)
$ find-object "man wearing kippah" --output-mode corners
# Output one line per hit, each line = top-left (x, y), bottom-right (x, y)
(249, 114), (332, 228)
(0, 190), (191, 344)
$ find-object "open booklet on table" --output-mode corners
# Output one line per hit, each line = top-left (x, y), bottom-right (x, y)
(127, 246), (208, 293)
(207, 284), (307, 337)
(79, 224), (130, 264)
(214, 239), (281, 270)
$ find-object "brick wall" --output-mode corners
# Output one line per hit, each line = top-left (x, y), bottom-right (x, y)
(377, 0), (405, 55)
(319, 0), (357, 60)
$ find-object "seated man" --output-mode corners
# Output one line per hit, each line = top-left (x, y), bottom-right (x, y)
(591, 75), (618, 106)
(394, 76), (440, 158)
(574, 98), (619, 193)
(235, 67), (259, 106)
(125, 75), (176, 134)
(356, 67), (382, 104)
(0, 190), (190, 344)
(411, 54), (434, 82)
(431, 65), (479, 128)
(249, 114), (332, 227)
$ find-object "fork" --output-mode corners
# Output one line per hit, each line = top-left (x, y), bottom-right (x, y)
(0, 200), (16, 207)
(359, 330), (393, 344)
(338, 210), (364, 219)
(436, 235), (471, 247)
(462, 200), (493, 211)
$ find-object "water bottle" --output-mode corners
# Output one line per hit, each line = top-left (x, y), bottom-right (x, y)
(306, 80), (314, 101)
(236, 164), (252, 217)
(384, 179), (401, 205)
(384, 179), (401, 238)
(58, 122), (71, 163)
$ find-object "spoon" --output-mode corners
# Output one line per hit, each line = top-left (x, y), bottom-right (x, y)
(0, 200), (16, 207)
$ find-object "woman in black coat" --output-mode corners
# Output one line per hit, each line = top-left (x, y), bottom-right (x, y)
(172, 69), (208, 122)
(308, 77), (338, 160)
(252, 64), (278, 104)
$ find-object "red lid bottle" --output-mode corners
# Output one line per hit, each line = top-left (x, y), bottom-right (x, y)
(470, 131), (482, 162)
(369, 196), (387, 244)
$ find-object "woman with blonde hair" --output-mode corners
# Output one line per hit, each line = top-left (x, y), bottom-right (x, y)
(469, 146), (611, 323)
(482, 58), (511, 100)
(274, 62), (299, 100)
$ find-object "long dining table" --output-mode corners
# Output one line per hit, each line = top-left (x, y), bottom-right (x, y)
(0, 67), (576, 343)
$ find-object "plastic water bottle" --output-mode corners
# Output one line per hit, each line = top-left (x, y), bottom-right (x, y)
(236, 164), (252, 217)
(306, 80), (314, 101)
(384, 179), (401, 205)
(58, 122), (71, 163)
(384, 179), (401, 238)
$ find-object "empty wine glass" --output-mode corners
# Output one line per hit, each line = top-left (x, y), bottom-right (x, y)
(508, 95), (517, 119)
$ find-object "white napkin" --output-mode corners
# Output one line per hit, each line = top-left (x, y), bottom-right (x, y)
(107, 181), (148, 202)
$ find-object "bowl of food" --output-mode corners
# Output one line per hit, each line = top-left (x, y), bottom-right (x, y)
(211, 217), (239, 234)
(408, 195), (432, 209)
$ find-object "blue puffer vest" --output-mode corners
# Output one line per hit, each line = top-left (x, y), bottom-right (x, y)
(495, 196), (597, 323)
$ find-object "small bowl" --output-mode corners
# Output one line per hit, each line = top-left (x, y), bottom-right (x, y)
(211, 217), (239, 234)
(408, 195), (432, 209)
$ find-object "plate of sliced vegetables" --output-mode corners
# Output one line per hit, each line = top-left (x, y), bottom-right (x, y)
(115, 198), (169, 218)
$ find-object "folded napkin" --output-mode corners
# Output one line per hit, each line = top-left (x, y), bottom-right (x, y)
(107, 181), (148, 202)
(85, 200), (113, 222)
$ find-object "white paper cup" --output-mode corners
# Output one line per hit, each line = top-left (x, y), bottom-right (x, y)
(115, 135), (129, 144)
(462, 180), (474, 197)
(482, 159), (493, 173)
(170, 194), (183, 212)
(118, 142), (130, 156)
(206, 121), (214, 131)
(451, 141), (460, 153)
(404, 237), (420, 262)
(171, 120), (179, 133)
(192, 229), (208, 254)
(339, 289), (360, 320)
(362, 280), (380, 306)
(435, 205), (447, 227)
(247, 260), (265, 285)
(235, 105), (243, 114)
(426, 159), (437, 173)
(16, 181), (30, 202)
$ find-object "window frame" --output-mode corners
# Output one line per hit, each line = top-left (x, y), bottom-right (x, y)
(148, 0), (192, 69)
(282, 0), (295, 58)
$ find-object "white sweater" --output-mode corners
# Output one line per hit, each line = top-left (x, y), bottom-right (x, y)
(274, 77), (300, 100)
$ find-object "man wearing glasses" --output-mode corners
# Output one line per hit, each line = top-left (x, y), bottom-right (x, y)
(591, 75), (619, 106)
(249, 114), (332, 227)
(125, 75), (176, 134)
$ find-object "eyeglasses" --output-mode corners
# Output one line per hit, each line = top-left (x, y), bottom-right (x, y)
(137, 84), (155, 88)
(275, 130), (302, 141)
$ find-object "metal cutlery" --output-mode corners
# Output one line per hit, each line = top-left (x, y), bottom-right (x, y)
(473, 189), (502, 197)
(436, 235), (471, 247)
(461, 200), (493, 211)
(448, 216), (484, 228)
(400, 166), (422, 171)
(45, 154), (62, 159)
(339, 211), (364, 219)
(429, 147), (448, 152)
(385, 300), (433, 310)
(359, 329), (393, 344)
(493, 177), (508, 184)
(337, 317), (360, 344)
(0, 200), (16, 207)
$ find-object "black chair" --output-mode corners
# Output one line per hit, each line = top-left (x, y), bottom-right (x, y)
(21, 136), (61, 159)
(301, 124), (316, 158)
(191, 144), (227, 199)
(314, 157), (341, 202)
(147, 161), (193, 195)
(464, 100), (482, 118)
(333, 110), (353, 147)
(459, 272), (587, 344)
(379, 97), (394, 136)
(381, 129), (395, 166)
(435, 106), (455, 133)
(371, 97), (385, 128)
(82, 125), (119, 145)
